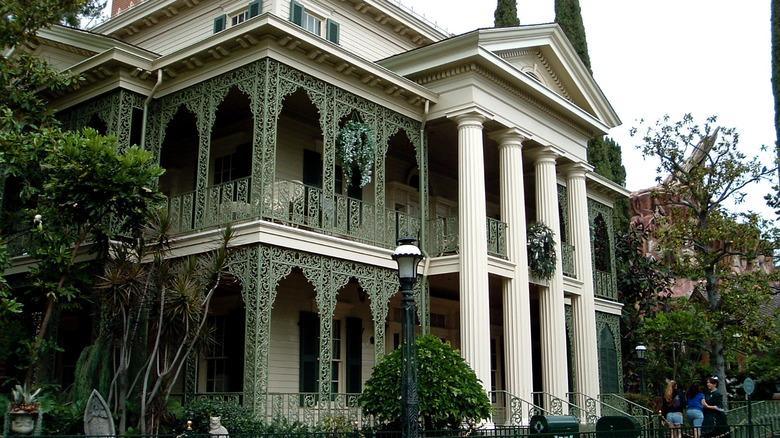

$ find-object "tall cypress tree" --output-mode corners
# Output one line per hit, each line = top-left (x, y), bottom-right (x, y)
(554, 0), (592, 74)
(772, 0), (780, 188)
(494, 0), (520, 28)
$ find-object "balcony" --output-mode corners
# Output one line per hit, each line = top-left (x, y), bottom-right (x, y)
(561, 242), (575, 278)
(428, 216), (507, 258)
(594, 268), (617, 300)
(167, 177), (421, 249)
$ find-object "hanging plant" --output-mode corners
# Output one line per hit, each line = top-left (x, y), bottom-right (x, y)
(527, 222), (556, 280)
(336, 119), (376, 189)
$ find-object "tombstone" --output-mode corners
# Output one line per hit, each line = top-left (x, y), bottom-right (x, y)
(84, 389), (116, 436)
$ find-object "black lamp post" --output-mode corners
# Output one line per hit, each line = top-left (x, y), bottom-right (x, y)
(636, 344), (647, 395)
(392, 237), (424, 438)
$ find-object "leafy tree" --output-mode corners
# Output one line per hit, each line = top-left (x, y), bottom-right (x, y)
(493, 0), (519, 27)
(554, 0), (591, 73)
(361, 334), (491, 430)
(773, 0), (780, 191)
(588, 136), (630, 232)
(639, 300), (711, 393)
(86, 220), (235, 434)
(633, 114), (780, 395)
(616, 224), (673, 392)
(1, 0), (164, 388)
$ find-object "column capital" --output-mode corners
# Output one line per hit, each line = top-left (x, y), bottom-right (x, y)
(446, 106), (493, 126)
(527, 145), (563, 165)
(489, 127), (532, 148)
(559, 162), (594, 179)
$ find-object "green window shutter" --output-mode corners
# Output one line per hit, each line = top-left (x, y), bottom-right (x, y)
(299, 311), (320, 393)
(290, 0), (304, 26)
(213, 14), (226, 33)
(345, 317), (362, 393)
(326, 19), (340, 44)
(248, 0), (261, 18)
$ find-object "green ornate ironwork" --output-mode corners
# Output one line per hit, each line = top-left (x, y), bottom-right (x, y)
(557, 185), (576, 278)
(427, 216), (507, 258)
(596, 311), (623, 393)
(57, 89), (145, 151)
(147, 58), (424, 249)
(588, 199), (617, 300)
(200, 242), (409, 415)
(489, 390), (549, 426)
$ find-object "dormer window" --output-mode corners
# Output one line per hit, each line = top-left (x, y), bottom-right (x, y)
(290, 0), (340, 44)
(214, 0), (262, 33)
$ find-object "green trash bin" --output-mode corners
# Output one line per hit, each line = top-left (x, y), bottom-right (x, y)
(530, 415), (580, 436)
(595, 416), (641, 438)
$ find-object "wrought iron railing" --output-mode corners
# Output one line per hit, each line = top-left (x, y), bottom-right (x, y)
(489, 390), (550, 426)
(594, 268), (617, 300)
(428, 216), (508, 258)
(264, 392), (367, 429)
(726, 400), (780, 430)
(531, 391), (592, 424)
(561, 242), (575, 278)
(567, 392), (630, 426)
(166, 178), (421, 249)
(599, 393), (654, 427)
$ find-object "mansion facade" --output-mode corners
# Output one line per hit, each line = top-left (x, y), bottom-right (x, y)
(5, 0), (629, 426)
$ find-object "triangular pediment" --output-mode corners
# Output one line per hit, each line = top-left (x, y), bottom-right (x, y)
(493, 47), (572, 102)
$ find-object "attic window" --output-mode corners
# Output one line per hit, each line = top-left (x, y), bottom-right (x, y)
(526, 71), (541, 83)
(290, 0), (340, 44)
(214, 0), (261, 33)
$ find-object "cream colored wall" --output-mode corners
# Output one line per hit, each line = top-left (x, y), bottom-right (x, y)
(267, 270), (377, 394)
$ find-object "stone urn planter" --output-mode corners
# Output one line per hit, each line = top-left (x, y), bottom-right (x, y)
(9, 411), (38, 435)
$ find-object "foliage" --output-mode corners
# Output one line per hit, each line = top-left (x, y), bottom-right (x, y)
(527, 223), (557, 280)
(616, 224), (674, 392)
(639, 300), (711, 391)
(9, 385), (42, 413)
(633, 114), (780, 393)
(91, 222), (236, 434)
(554, 0), (592, 73)
(40, 398), (86, 435)
(336, 120), (375, 189)
(588, 136), (629, 233)
(360, 334), (491, 430)
(179, 398), (264, 434)
(493, 0), (519, 27)
(773, 0), (780, 187)
(320, 415), (354, 432)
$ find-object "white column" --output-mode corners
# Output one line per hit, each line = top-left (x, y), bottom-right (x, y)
(562, 163), (600, 401)
(490, 128), (533, 405)
(452, 111), (492, 395)
(529, 146), (568, 401)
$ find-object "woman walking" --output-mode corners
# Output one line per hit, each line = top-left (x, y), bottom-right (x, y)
(686, 383), (705, 438)
(661, 380), (686, 438)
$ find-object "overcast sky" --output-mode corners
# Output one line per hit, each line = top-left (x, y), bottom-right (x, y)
(399, 0), (776, 217)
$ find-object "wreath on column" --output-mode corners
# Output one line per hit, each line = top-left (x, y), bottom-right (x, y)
(527, 222), (556, 280)
(336, 119), (376, 189)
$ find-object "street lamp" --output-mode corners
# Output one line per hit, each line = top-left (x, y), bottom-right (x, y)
(392, 237), (424, 438)
(635, 344), (647, 395)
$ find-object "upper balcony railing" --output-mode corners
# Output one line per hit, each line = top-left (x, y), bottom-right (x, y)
(594, 268), (617, 300)
(168, 177), (421, 249)
(561, 242), (575, 278)
(428, 216), (507, 258)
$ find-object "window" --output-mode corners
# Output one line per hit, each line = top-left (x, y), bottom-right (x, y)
(300, 312), (362, 394)
(201, 309), (245, 393)
(231, 11), (248, 26)
(213, 143), (251, 185)
(214, 0), (261, 33)
(290, 1), (339, 44)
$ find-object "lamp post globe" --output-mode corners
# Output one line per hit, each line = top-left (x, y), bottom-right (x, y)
(635, 344), (647, 395)
(392, 237), (423, 438)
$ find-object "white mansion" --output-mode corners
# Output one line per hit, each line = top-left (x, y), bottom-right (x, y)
(8, 0), (630, 426)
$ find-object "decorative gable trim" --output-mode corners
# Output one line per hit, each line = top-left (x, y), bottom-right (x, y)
(413, 63), (595, 137)
(496, 49), (571, 101)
